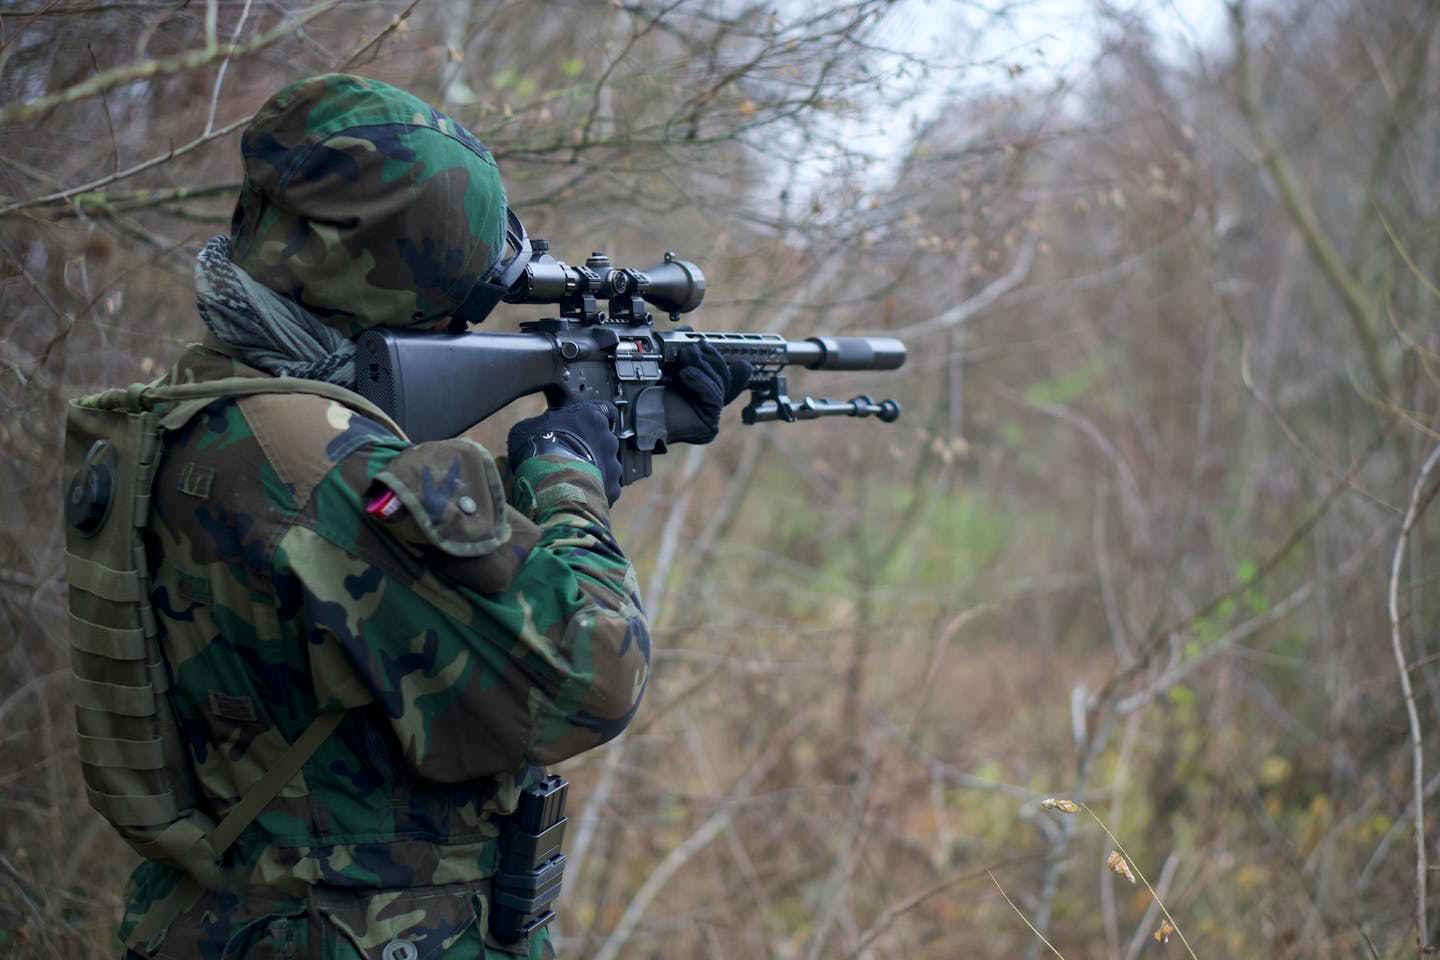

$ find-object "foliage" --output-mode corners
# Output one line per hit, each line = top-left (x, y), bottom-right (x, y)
(3, 0), (1440, 957)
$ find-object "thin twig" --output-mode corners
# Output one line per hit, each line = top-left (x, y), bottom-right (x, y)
(204, 0), (253, 134)
(891, 237), (1035, 339)
(85, 44), (119, 175)
(0, 0), (339, 125)
(16, 182), (241, 219)
(841, 862), (1032, 960)
(335, 0), (424, 71)
(1388, 440), (1440, 951)
(0, 117), (251, 217)
(993, 380), (1150, 551)
(987, 869), (1066, 959)
(1229, 0), (1389, 395)
(1092, 423), (1394, 714)
(589, 713), (807, 960)
(1122, 852), (1181, 960)
(1077, 802), (1198, 960)
(0, 0), (62, 56)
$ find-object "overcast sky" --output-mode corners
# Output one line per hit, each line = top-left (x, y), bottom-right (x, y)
(832, 0), (1232, 183)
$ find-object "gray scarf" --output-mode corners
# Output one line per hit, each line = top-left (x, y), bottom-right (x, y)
(195, 235), (355, 387)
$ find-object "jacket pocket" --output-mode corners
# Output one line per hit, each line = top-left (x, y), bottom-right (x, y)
(311, 883), (482, 960)
(134, 888), (308, 959)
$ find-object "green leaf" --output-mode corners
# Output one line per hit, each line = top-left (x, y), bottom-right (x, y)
(561, 57), (585, 77)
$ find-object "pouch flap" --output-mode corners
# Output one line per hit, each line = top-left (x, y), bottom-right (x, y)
(315, 883), (482, 960)
(127, 882), (306, 959)
(372, 438), (510, 557)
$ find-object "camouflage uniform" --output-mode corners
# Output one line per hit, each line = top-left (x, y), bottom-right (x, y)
(112, 76), (650, 958)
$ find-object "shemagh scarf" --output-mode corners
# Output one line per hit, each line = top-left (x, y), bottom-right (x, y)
(194, 235), (356, 387)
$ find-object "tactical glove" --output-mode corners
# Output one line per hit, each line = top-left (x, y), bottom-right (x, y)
(507, 400), (624, 506)
(665, 340), (752, 445)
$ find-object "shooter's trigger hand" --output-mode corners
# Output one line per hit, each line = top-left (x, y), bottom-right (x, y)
(507, 400), (623, 506)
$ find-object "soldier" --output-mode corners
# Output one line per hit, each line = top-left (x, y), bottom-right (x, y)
(90, 74), (748, 958)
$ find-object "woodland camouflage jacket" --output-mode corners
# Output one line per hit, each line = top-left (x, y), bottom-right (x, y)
(116, 343), (650, 959)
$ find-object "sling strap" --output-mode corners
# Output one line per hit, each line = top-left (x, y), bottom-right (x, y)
(81, 374), (408, 442)
(209, 710), (346, 856)
(123, 710), (347, 953)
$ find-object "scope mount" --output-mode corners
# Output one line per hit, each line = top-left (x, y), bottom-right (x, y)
(514, 240), (702, 327)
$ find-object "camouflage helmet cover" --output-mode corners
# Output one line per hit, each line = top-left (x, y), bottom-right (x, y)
(229, 73), (508, 336)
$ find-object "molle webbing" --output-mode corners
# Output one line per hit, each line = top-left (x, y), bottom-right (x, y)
(64, 399), (197, 862)
(63, 375), (382, 903)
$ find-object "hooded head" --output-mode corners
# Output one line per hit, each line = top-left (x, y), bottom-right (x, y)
(228, 74), (508, 337)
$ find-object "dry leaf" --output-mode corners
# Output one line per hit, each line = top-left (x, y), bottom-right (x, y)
(1106, 850), (1136, 884)
(1154, 919), (1174, 943)
(738, 99), (757, 117)
(1040, 797), (1079, 814)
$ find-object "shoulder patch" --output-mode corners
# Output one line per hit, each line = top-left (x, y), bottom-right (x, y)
(178, 462), (215, 499)
(207, 690), (259, 724)
(240, 393), (400, 515)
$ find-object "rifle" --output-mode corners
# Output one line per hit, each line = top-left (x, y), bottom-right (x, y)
(355, 224), (905, 486)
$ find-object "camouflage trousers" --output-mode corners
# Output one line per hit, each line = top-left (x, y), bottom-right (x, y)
(122, 932), (554, 960)
(118, 883), (556, 960)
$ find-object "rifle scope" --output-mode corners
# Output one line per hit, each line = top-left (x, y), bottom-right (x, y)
(504, 244), (705, 317)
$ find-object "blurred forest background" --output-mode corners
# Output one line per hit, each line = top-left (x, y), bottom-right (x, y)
(4, 0), (1440, 956)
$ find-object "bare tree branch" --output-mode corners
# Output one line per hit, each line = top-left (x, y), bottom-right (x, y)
(1388, 440), (1440, 951)
(0, 0), (340, 125)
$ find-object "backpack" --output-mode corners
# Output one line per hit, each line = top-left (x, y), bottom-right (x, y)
(62, 376), (406, 898)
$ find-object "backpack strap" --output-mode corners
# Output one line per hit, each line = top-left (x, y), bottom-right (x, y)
(124, 710), (348, 952)
(82, 375), (409, 441)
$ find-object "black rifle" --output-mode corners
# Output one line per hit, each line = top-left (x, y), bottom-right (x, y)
(355, 237), (905, 485)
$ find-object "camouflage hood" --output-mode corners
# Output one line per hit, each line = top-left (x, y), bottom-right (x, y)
(226, 73), (509, 338)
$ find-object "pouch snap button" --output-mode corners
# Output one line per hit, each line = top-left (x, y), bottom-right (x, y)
(382, 940), (418, 960)
(458, 495), (477, 515)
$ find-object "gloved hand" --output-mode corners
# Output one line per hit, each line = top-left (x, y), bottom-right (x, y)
(666, 340), (752, 444)
(507, 401), (623, 506)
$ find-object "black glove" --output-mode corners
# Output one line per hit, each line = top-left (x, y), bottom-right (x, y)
(507, 401), (623, 506)
(666, 340), (752, 444)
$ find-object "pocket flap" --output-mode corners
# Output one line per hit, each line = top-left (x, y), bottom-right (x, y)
(127, 882), (306, 959)
(374, 439), (509, 557)
(316, 883), (482, 960)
